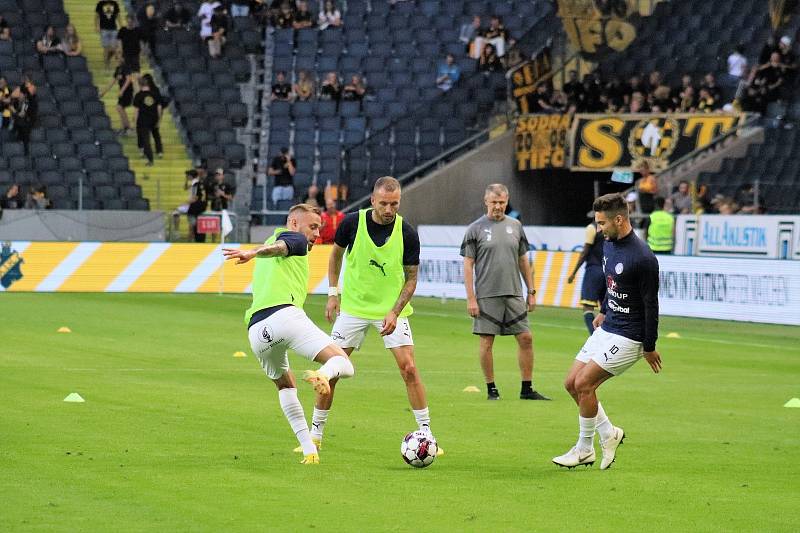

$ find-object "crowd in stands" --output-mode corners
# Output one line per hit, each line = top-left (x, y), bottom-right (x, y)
(529, 34), (797, 116)
(0, 182), (51, 211)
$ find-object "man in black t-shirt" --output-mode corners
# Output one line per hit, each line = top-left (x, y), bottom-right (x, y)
(268, 147), (296, 206)
(271, 71), (292, 101)
(208, 168), (236, 211)
(165, 2), (191, 30)
(292, 0), (314, 29)
(95, 1), (120, 69)
(133, 79), (162, 166)
(100, 57), (134, 135)
(117, 15), (143, 72)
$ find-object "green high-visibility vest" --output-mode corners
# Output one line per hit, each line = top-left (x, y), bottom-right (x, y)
(647, 210), (674, 252)
(244, 228), (308, 325)
(341, 210), (412, 320)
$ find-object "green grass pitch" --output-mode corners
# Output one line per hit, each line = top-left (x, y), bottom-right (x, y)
(1, 293), (799, 532)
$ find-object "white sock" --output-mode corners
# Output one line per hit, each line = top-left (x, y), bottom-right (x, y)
(319, 355), (354, 380)
(577, 415), (596, 452)
(412, 407), (431, 433)
(595, 402), (614, 443)
(310, 407), (329, 440)
(278, 388), (316, 456)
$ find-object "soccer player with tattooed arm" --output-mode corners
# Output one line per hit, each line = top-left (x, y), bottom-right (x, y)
(296, 176), (443, 456)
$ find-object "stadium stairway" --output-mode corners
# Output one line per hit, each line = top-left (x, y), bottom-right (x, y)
(61, 0), (192, 213)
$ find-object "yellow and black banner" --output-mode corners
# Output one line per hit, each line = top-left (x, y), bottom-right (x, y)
(557, 0), (637, 59)
(515, 113), (572, 171)
(570, 113), (747, 171)
(510, 48), (552, 114)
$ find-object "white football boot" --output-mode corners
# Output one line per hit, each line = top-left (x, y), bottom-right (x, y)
(552, 446), (596, 468)
(600, 426), (625, 470)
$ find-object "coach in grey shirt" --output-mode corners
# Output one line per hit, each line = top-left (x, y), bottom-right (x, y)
(461, 183), (550, 401)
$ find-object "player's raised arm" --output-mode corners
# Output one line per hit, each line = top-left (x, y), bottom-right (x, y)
(223, 240), (289, 264)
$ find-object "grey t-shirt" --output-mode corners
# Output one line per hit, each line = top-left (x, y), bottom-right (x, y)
(460, 215), (529, 298)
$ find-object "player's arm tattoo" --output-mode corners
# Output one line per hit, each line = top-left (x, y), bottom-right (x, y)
(391, 264), (418, 315)
(255, 240), (289, 258)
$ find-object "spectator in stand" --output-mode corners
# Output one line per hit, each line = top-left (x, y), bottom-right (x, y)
(636, 162), (658, 214)
(436, 53), (461, 92)
(59, 24), (82, 57)
(133, 76), (163, 166)
(293, 70), (315, 101)
(563, 70), (583, 104)
(479, 43), (502, 72)
(484, 15), (509, 56)
(696, 87), (718, 112)
(650, 85), (672, 112)
(293, 0), (314, 29)
(0, 25), (10, 42)
(700, 73), (722, 104)
(1, 183), (24, 209)
(758, 35), (777, 65)
(165, 2), (192, 30)
(318, 196), (344, 244)
(342, 74), (366, 101)
(95, 0), (121, 69)
(529, 83), (554, 113)
(301, 183), (324, 208)
(230, 0), (250, 18)
(670, 180), (693, 214)
(271, 71), (293, 101)
(726, 44), (748, 86)
(714, 195), (739, 215)
(208, 4), (228, 58)
(678, 85), (696, 112)
(138, 3), (159, 56)
(268, 147), (296, 206)
(603, 76), (626, 110)
(198, 0), (219, 41)
(100, 55), (134, 135)
(209, 168), (235, 211)
(250, 0), (270, 26)
(460, 15), (482, 55)
(317, 0), (342, 30)
(735, 183), (759, 214)
(25, 185), (51, 210)
(777, 35), (797, 84)
(504, 38), (524, 69)
(581, 74), (604, 112)
(272, 2), (295, 29)
(753, 52), (786, 107)
(10, 75), (37, 155)
(36, 26), (61, 55)
(0, 76), (10, 130)
(117, 15), (143, 73)
(629, 91), (647, 113)
(319, 71), (341, 101)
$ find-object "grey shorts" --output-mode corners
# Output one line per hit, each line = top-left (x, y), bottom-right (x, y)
(100, 30), (117, 49)
(473, 296), (530, 336)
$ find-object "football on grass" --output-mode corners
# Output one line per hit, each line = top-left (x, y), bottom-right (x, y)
(401, 430), (437, 468)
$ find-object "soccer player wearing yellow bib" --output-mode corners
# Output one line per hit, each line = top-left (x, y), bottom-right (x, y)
(223, 204), (354, 465)
(300, 177), (440, 453)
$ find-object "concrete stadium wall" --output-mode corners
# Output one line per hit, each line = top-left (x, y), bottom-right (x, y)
(0, 210), (165, 241)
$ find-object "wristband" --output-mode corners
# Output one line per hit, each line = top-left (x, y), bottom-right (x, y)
(527, 289), (536, 295)
(327, 286), (339, 297)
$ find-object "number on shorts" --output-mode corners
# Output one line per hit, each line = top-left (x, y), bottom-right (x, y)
(609, 345), (619, 355)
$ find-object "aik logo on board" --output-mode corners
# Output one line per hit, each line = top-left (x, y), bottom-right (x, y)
(0, 242), (23, 289)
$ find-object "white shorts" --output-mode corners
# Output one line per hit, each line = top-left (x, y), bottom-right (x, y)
(575, 327), (643, 376)
(247, 306), (332, 380)
(331, 311), (414, 350)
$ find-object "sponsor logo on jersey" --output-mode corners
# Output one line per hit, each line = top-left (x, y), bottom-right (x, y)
(615, 262), (624, 274)
(369, 259), (387, 276)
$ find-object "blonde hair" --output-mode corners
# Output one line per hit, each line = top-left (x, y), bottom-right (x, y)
(288, 203), (321, 217)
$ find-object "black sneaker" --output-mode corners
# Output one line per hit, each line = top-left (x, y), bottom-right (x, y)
(520, 390), (551, 400)
(487, 389), (500, 400)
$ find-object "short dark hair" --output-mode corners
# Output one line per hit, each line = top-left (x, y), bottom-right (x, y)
(373, 176), (400, 193)
(654, 196), (666, 209)
(593, 193), (628, 218)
